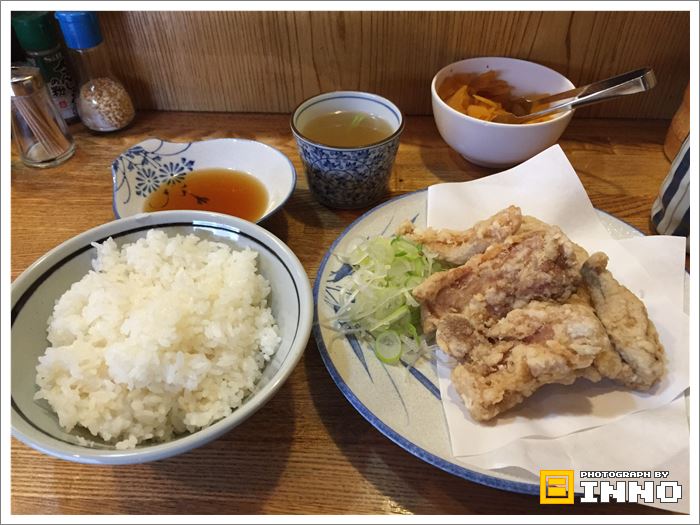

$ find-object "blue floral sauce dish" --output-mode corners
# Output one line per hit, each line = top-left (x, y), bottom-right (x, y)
(111, 138), (296, 221)
(291, 91), (404, 209)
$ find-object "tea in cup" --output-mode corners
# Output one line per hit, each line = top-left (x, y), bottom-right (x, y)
(291, 91), (404, 209)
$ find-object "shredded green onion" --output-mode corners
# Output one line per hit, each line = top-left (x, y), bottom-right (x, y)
(331, 234), (448, 364)
(374, 330), (402, 364)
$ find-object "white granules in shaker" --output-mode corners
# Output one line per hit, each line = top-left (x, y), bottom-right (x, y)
(78, 77), (135, 131)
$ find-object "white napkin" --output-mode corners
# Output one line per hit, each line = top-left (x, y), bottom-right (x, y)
(615, 235), (687, 307)
(426, 145), (689, 507)
(458, 395), (689, 513)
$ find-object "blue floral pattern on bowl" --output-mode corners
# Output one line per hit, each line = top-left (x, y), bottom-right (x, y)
(112, 140), (195, 209)
(294, 137), (400, 209)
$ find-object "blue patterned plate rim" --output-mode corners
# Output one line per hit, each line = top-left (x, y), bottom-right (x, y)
(111, 137), (297, 223)
(290, 91), (405, 151)
(312, 188), (662, 496)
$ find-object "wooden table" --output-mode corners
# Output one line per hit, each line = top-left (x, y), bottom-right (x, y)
(11, 112), (676, 515)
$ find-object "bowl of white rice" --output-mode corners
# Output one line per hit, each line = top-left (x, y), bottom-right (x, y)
(11, 210), (313, 464)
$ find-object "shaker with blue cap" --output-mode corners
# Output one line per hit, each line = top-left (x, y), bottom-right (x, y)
(54, 11), (135, 132)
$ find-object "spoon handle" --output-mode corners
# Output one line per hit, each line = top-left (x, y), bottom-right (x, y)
(518, 67), (656, 122)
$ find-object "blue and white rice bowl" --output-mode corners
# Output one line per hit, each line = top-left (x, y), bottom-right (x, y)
(291, 91), (404, 209)
(11, 210), (313, 464)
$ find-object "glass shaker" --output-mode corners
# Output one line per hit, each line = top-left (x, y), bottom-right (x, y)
(54, 11), (135, 132)
(11, 66), (76, 167)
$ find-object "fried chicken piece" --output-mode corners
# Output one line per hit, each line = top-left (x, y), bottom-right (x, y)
(581, 252), (665, 390)
(397, 205), (522, 265)
(520, 215), (590, 268)
(565, 284), (593, 307)
(437, 301), (611, 421)
(413, 225), (581, 332)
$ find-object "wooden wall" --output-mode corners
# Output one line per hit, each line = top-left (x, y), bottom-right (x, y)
(100, 11), (690, 118)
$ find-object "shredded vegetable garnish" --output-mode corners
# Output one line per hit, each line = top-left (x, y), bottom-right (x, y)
(330, 235), (448, 364)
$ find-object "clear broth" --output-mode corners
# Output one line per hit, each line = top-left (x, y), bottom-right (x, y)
(144, 168), (269, 221)
(300, 111), (394, 148)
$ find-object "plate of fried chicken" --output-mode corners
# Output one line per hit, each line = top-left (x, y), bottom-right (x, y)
(405, 206), (665, 423)
(313, 189), (681, 494)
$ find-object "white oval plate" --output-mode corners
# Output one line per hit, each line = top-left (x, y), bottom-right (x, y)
(111, 138), (296, 221)
(313, 189), (686, 495)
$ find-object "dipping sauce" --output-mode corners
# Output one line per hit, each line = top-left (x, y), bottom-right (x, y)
(301, 111), (394, 147)
(144, 168), (268, 221)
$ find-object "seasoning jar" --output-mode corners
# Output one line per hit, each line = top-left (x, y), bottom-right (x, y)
(11, 66), (76, 167)
(11, 11), (78, 122)
(54, 11), (135, 132)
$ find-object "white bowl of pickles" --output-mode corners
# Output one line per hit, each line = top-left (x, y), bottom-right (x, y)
(431, 57), (574, 168)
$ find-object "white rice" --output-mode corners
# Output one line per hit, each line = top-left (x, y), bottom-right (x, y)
(34, 230), (280, 449)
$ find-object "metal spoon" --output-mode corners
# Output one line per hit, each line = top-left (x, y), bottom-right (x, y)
(493, 67), (656, 124)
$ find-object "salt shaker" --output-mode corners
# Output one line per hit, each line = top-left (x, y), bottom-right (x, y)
(55, 11), (135, 132)
(11, 66), (76, 167)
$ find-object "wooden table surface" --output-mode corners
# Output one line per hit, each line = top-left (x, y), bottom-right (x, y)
(11, 112), (676, 515)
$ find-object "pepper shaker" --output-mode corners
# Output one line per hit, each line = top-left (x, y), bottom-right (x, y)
(55, 11), (135, 132)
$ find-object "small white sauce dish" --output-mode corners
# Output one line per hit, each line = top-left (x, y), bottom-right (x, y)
(111, 138), (296, 221)
(431, 57), (575, 168)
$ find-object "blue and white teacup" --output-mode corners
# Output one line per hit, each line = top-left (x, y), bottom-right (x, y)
(291, 91), (404, 209)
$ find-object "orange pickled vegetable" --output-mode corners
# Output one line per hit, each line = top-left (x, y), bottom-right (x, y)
(466, 104), (492, 120)
(437, 70), (555, 124)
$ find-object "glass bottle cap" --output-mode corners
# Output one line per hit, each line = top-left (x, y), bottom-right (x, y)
(11, 66), (45, 97)
(54, 11), (103, 50)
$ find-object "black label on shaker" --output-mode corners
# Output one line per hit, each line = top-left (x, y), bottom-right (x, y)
(29, 50), (77, 121)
